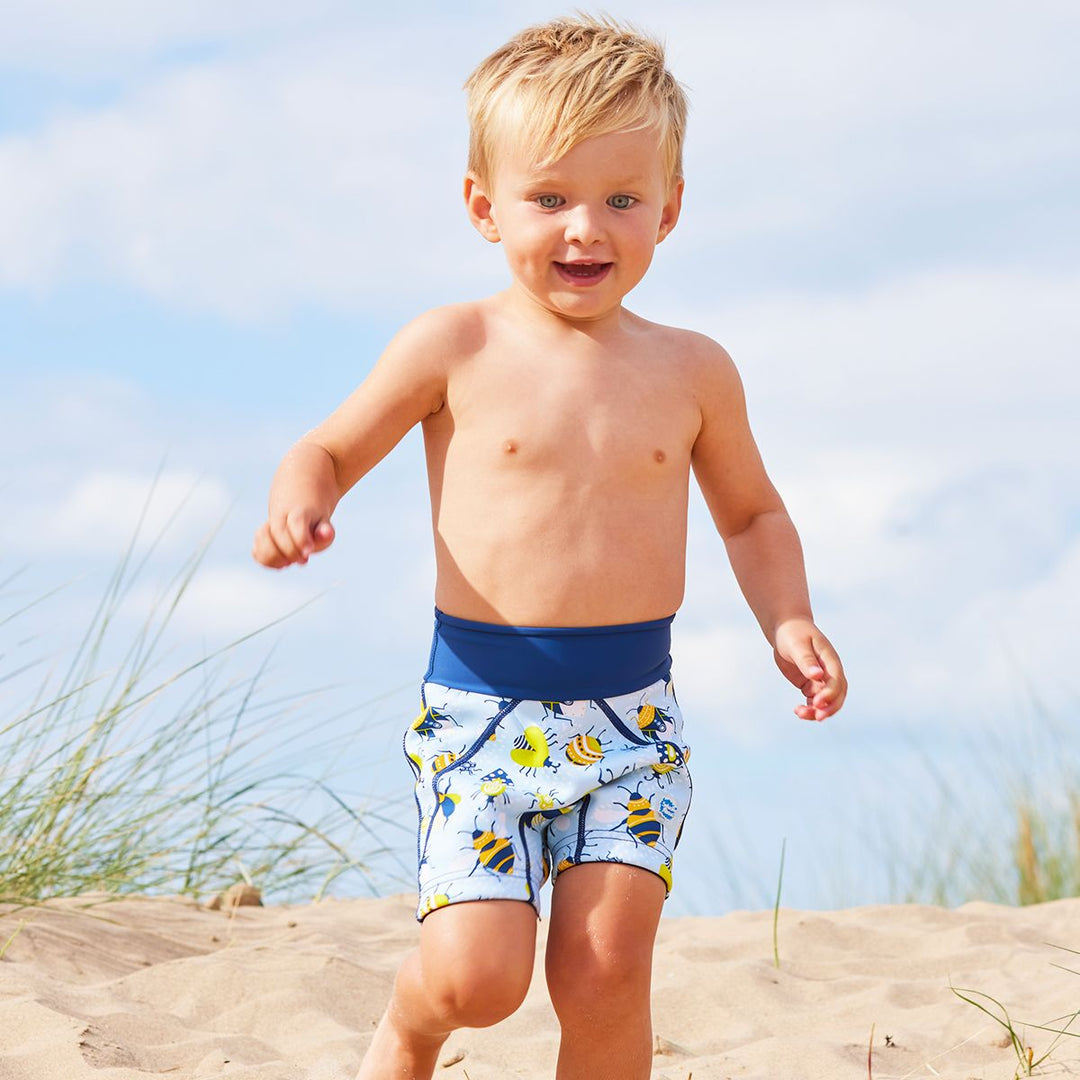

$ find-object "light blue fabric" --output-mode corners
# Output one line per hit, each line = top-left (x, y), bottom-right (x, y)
(404, 675), (692, 921)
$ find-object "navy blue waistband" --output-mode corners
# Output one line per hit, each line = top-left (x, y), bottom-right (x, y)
(424, 608), (674, 701)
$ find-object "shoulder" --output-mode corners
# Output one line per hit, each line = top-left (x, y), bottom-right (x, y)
(638, 320), (749, 439)
(630, 316), (741, 393)
(686, 332), (742, 404)
(371, 304), (491, 411)
(384, 301), (489, 361)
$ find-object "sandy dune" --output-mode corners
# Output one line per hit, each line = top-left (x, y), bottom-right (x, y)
(1, 893), (1076, 1079)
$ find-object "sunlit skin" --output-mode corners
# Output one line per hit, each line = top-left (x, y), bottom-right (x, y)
(253, 126), (845, 721)
(464, 127), (682, 327)
(254, 124), (846, 1080)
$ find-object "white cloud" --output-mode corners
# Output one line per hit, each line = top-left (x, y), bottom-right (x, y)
(0, 370), (440, 697)
(0, 3), (1075, 318)
(677, 267), (1080, 426)
(657, 265), (1080, 605)
(122, 560), (316, 640)
(661, 263), (1080, 743)
(672, 618), (787, 745)
(666, 1), (1079, 231)
(0, 0), (352, 72)
(37, 469), (231, 556)
(0, 34), (484, 318)
(922, 532), (1080, 716)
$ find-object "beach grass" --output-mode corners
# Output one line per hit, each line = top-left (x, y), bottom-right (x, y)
(884, 713), (1080, 908)
(952, 949), (1080, 1079)
(772, 836), (785, 969)
(0, 518), (411, 910)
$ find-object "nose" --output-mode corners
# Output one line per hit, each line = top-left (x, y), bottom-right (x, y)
(563, 203), (604, 246)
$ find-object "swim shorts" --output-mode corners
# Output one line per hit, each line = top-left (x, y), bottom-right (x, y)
(403, 609), (693, 921)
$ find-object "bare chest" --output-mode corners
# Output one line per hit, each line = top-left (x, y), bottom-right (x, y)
(438, 351), (700, 479)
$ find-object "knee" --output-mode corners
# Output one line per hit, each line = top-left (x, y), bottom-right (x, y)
(548, 949), (651, 1024)
(427, 954), (532, 1029)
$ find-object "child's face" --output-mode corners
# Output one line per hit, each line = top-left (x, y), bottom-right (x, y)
(465, 126), (683, 325)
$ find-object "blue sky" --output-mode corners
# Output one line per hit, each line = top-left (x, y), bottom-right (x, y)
(2, 0), (1078, 913)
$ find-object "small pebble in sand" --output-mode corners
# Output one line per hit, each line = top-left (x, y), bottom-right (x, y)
(205, 884), (263, 911)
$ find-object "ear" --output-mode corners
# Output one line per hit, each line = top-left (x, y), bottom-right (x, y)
(656, 177), (684, 244)
(464, 173), (501, 243)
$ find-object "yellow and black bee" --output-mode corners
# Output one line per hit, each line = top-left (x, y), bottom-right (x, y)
(634, 702), (675, 741)
(616, 786), (662, 847)
(471, 828), (515, 875)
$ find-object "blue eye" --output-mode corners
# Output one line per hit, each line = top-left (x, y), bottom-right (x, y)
(536, 194), (562, 209)
(609, 194), (634, 209)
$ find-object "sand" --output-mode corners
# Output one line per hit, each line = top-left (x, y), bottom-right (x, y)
(1, 892), (1077, 1079)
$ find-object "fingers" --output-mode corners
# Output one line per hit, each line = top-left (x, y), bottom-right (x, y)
(252, 522), (288, 568)
(810, 635), (846, 718)
(251, 513), (334, 568)
(311, 519), (336, 551)
(774, 624), (847, 723)
(791, 647), (825, 684)
(794, 639), (846, 722)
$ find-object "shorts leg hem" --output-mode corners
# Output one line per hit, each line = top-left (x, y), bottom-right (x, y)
(415, 876), (542, 921)
(549, 836), (676, 897)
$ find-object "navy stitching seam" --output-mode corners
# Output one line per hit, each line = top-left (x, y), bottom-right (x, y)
(574, 792), (591, 861)
(593, 697), (652, 746)
(675, 766), (693, 849)
(402, 697), (424, 879)
(424, 621), (439, 684)
(517, 815), (534, 903)
(419, 697), (521, 864)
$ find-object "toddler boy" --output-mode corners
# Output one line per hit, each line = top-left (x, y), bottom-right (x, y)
(254, 15), (846, 1080)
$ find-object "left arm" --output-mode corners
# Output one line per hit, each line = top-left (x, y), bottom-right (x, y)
(689, 339), (846, 721)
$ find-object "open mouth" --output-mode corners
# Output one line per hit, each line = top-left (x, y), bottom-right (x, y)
(555, 261), (612, 285)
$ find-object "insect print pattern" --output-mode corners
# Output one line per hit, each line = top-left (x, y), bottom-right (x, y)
(411, 705), (460, 740)
(404, 677), (692, 922)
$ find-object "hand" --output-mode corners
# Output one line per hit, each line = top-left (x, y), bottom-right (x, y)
(252, 510), (335, 568)
(772, 618), (846, 722)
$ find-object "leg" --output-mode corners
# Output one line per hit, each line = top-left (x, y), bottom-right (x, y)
(545, 862), (666, 1080)
(356, 899), (537, 1080)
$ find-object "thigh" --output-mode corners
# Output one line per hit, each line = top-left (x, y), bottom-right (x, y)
(545, 863), (665, 1009)
(420, 898), (539, 1001)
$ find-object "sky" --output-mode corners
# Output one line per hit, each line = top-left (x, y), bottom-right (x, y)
(1, 0), (1078, 914)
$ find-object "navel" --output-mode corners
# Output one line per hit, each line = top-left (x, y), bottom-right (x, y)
(504, 440), (518, 455)
(654, 449), (666, 464)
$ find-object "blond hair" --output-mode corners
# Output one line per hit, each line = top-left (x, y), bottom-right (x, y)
(464, 14), (688, 188)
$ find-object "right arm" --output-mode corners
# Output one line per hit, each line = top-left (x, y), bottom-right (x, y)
(252, 306), (463, 568)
